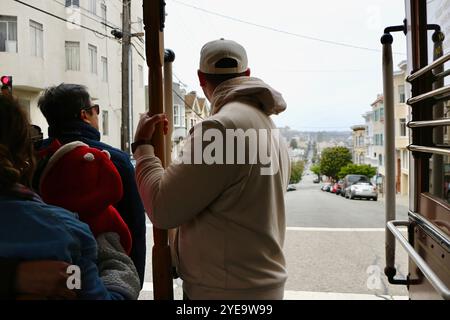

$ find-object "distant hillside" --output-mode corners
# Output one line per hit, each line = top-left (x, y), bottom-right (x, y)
(279, 127), (351, 144)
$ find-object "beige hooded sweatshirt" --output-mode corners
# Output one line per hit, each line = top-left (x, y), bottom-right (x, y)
(134, 77), (290, 299)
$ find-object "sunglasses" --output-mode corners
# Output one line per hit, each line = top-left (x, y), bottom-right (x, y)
(82, 104), (100, 115)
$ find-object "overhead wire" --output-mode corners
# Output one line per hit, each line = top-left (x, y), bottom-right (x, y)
(172, 0), (406, 55)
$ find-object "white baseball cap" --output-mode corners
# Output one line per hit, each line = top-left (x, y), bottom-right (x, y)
(199, 38), (248, 74)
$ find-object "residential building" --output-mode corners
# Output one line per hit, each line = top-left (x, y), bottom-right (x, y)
(394, 61), (409, 195)
(172, 82), (187, 159)
(362, 110), (377, 169)
(371, 94), (385, 185)
(184, 91), (206, 131)
(351, 125), (366, 164)
(0, 0), (146, 149)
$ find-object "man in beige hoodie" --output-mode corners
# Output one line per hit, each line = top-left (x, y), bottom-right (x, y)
(133, 39), (290, 300)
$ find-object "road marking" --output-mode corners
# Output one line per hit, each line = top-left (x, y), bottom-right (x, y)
(286, 227), (386, 232)
(147, 225), (389, 231)
(284, 290), (408, 300)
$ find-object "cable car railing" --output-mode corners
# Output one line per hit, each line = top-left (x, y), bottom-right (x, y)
(382, 22), (450, 299)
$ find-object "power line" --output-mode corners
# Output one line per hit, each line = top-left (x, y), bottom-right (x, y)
(172, 88), (205, 120)
(130, 41), (145, 60)
(13, 0), (117, 40)
(172, 0), (406, 55)
(171, 87), (205, 120)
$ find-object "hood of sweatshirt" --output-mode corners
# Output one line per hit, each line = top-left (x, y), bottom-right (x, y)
(210, 77), (287, 116)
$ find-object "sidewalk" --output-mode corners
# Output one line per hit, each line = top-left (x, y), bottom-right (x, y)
(378, 193), (409, 207)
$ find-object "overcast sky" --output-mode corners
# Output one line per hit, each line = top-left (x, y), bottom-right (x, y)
(161, 0), (407, 131)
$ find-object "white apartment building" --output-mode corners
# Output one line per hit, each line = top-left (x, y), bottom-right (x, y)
(370, 95), (385, 184)
(363, 110), (377, 169)
(361, 61), (409, 195)
(0, 0), (146, 149)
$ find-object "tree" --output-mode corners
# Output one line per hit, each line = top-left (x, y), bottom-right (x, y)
(290, 139), (298, 149)
(290, 161), (305, 184)
(310, 164), (321, 180)
(319, 146), (352, 181)
(338, 164), (377, 180)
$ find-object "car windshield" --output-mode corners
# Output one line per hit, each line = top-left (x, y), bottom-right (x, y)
(354, 182), (372, 186)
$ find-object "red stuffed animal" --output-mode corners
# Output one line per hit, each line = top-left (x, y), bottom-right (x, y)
(40, 140), (132, 255)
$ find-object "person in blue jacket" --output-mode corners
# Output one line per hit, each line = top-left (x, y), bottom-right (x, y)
(0, 96), (140, 299)
(36, 83), (146, 286)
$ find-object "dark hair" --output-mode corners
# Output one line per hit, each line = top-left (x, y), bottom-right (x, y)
(0, 95), (36, 191)
(38, 83), (91, 127)
(203, 58), (248, 87)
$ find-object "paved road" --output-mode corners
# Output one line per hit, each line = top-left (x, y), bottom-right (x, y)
(283, 171), (409, 298)
(286, 173), (409, 228)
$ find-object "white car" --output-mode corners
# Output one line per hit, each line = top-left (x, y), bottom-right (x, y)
(345, 182), (378, 201)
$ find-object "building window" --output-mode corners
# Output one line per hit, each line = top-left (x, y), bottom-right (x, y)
(0, 15), (17, 53)
(101, 56), (108, 82)
(89, 0), (97, 15)
(174, 104), (182, 127)
(88, 44), (97, 74)
(359, 154), (364, 164)
(380, 107), (384, 121)
(399, 118), (407, 136)
(380, 133), (384, 146)
(102, 110), (109, 136)
(30, 20), (43, 57)
(402, 150), (409, 170)
(374, 109), (379, 121)
(138, 65), (143, 88)
(399, 85), (405, 103)
(379, 154), (383, 166)
(65, 41), (80, 71)
(101, 4), (107, 22)
(65, 0), (80, 7)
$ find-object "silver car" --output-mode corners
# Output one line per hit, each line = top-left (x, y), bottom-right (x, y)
(345, 182), (378, 201)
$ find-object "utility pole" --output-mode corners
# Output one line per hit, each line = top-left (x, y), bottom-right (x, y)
(121, 0), (131, 153)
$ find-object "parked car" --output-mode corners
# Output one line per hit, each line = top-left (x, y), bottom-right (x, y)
(341, 174), (369, 197)
(331, 183), (339, 193)
(336, 180), (344, 195)
(323, 183), (333, 192)
(287, 184), (297, 192)
(313, 178), (320, 184)
(345, 182), (378, 200)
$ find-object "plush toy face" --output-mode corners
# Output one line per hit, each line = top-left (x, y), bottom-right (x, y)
(40, 141), (123, 215)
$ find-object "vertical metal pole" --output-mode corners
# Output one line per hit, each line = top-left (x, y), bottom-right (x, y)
(381, 33), (397, 275)
(163, 49), (179, 278)
(431, 30), (445, 198)
(164, 49), (175, 167)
